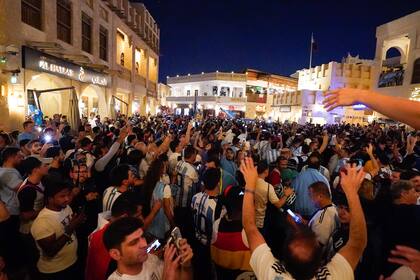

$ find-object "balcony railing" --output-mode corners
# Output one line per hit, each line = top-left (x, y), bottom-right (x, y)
(166, 95), (247, 103)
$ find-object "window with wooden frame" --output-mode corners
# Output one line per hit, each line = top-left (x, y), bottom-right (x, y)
(81, 12), (92, 53)
(57, 0), (72, 44)
(21, 0), (42, 30)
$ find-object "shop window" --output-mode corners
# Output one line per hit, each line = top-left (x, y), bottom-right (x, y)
(220, 87), (230, 97)
(412, 58), (420, 84)
(99, 26), (108, 61)
(22, 0), (42, 30)
(116, 29), (132, 71)
(82, 12), (92, 53)
(57, 0), (72, 44)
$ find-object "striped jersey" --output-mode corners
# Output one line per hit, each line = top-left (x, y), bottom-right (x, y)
(175, 161), (199, 208)
(264, 148), (281, 165)
(102, 187), (122, 212)
(191, 192), (218, 245)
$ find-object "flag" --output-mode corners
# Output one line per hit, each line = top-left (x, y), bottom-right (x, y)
(311, 33), (318, 52)
(311, 33), (318, 51)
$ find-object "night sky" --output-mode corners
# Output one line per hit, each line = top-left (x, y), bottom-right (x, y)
(132, 0), (420, 82)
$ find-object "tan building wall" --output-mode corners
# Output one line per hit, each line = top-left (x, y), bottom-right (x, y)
(0, 0), (159, 131)
(298, 54), (374, 124)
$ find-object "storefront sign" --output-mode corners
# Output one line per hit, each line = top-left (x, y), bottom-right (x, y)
(22, 46), (110, 87)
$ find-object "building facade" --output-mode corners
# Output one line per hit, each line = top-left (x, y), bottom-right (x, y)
(297, 54), (374, 124)
(166, 69), (297, 119)
(0, 0), (159, 131)
(372, 10), (420, 103)
(157, 82), (171, 108)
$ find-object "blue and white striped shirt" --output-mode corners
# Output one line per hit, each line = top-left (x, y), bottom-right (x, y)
(175, 161), (199, 208)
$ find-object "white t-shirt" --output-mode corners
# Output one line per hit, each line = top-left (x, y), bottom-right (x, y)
(107, 254), (163, 280)
(168, 152), (181, 175)
(103, 187), (122, 212)
(309, 205), (339, 247)
(139, 158), (150, 179)
(250, 243), (354, 280)
(255, 178), (280, 228)
(31, 206), (78, 273)
(390, 266), (416, 280)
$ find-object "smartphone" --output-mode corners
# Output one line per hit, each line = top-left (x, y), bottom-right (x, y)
(287, 209), (302, 223)
(166, 227), (182, 252)
(146, 239), (161, 254)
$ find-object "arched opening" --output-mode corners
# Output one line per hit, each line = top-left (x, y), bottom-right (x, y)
(26, 73), (70, 118)
(378, 47), (405, 88)
(412, 58), (420, 84)
(79, 85), (107, 118)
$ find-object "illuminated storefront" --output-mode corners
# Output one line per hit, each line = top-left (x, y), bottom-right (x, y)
(22, 46), (110, 119)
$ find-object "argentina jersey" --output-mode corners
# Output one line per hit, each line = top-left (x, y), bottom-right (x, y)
(175, 161), (199, 208)
(191, 192), (218, 245)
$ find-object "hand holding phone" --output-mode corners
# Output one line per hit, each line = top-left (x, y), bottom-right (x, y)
(166, 227), (182, 256)
(287, 209), (302, 224)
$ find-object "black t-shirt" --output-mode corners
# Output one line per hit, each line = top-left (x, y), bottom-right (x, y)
(18, 187), (37, 212)
(332, 225), (349, 253)
(382, 204), (420, 275)
(48, 166), (66, 178)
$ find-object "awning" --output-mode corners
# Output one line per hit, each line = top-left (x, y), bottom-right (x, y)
(26, 41), (109, 72)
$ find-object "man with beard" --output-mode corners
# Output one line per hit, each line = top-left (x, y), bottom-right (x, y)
(31, 174), (86, 279)
(221, 146), (237, 176)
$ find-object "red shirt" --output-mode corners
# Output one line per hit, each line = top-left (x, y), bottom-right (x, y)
(267, 168), (281, 187)
(85, 223), (111, 280)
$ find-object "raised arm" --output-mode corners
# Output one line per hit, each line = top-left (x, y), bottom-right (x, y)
(318, 130), (329, 154)
(182, 122), (193, 147)
(365, 143), (379, 176)
(323, 88), (420, 129)
(338, 164), (367, 270)
(240, 157), (266, 253)
(94, 127), (127, 172)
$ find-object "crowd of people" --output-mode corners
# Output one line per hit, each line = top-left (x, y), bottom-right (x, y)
(0, 91), (419, 280)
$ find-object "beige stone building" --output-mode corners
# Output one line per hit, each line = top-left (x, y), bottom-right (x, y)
(157, 82), (171, 108)
(0, 0), (159, 131)
(297, 54), (374, 124)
